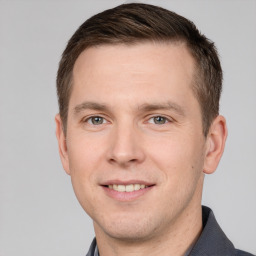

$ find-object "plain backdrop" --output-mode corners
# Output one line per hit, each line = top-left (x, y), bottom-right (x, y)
(0, 0), (255, 255)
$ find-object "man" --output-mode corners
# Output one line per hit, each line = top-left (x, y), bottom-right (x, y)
(55, 3), (253, 256)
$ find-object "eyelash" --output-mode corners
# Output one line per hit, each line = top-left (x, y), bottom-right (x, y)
(84, 116), (107, 125)
(147, 116), (171, 125)
(83, 115), (172, 126)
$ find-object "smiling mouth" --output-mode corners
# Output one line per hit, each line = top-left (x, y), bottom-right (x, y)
(106, 184), (150, 192)
(102, 182), (155, 201)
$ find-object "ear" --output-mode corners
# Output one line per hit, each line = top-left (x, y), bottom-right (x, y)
(55, 114), (71, 175)
(203, 115), (228, 174)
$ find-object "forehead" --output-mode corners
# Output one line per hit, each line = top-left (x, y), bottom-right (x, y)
(74, 41), (195, 78)
(71, 42), (197, 109)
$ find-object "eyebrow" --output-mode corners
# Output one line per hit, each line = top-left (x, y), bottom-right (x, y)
(73, 101), (185, 116)
(73, 102), (109, 115)
(138, 102), (185, 116)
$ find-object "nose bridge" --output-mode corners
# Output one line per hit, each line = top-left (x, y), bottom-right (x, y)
(108, 118), (145, 166)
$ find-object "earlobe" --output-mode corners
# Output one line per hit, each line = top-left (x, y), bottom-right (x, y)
(55, 114), (71, 175)
(203, 115), (228, 174)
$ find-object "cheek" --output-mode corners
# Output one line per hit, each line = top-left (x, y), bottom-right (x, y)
(146, 133), (205, 211)
(66, 134), (106, 206)
(67, 132), (106, 174)
(146, 132), (205, 182)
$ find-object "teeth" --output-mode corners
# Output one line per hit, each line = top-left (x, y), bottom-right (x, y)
(134, 184), (140, 190)
(108, 184), (148, 192)
(117, 185), (126, 192)
(125, 184), (134, 192)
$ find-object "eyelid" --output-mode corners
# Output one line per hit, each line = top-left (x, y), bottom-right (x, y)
(81, 114), (174, 125)
(146, 115), (173, 124)
(82, 115), (109, 125)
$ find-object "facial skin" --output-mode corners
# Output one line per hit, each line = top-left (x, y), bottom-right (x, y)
(56, 42), (227, 256)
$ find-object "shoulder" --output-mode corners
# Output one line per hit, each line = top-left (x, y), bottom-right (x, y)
(190, 206), (255, 256)
(235, 249), (255, 256)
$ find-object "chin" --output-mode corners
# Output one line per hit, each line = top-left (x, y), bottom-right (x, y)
(94, 212), (163, 242)
(103, 225), (155, 242)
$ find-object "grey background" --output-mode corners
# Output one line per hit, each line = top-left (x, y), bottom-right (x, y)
(0, 0), (255, 255)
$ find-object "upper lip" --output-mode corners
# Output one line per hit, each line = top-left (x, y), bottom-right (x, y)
(101, 180), (155, 186)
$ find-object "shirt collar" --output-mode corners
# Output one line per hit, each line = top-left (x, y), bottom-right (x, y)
(190, 206), (236, 256)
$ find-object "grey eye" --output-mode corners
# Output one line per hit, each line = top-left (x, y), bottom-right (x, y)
(154, 116), (167, 124)
(89, 116), (105, 125)
(148, 116), (168, 125)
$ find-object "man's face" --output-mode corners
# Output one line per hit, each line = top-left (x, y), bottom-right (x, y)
(58, 42), (209, 241)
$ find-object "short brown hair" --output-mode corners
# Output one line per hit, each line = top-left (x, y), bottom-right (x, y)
(57, 3), (222, 136)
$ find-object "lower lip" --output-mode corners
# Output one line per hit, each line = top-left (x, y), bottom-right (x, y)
(102, 186), (154, 201)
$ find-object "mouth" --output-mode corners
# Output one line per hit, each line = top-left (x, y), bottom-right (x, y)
(101, 181), (155, 201)
(105, 184), (151, 192)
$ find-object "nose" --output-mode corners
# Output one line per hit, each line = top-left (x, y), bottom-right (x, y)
(107, 123), (146, 167)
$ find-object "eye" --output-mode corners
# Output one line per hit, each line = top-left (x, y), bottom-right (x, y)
(148, 116), (169, 125)
(86, 116), (107, 125)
